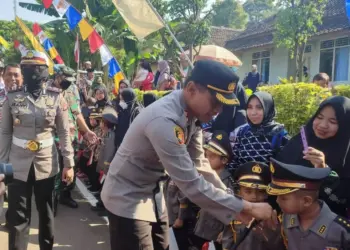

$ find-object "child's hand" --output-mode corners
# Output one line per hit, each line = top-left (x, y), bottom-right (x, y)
(303, 147), (326, 168)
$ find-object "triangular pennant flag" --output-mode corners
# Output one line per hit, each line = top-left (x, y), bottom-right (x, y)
(37, 31), (48, 44)
(14, 40), (28, 56)
(65, 5), (82, 30)
(14, 40), (20, 49)
(108, 58), (121, 77)
(32, 23), (42, 36)
(114, 72), (124, 93)
(88, 30), (104, 53)
(78, 19), (94, 41)
(99, 44), (113, 66)
(42, 0), (53, 9)
(52, 0), (70, 17)
(48, 47), (59, 59)
(55, 55), (64, 64)
(74, 34), (80, 63)
(43, 39), (54, 51)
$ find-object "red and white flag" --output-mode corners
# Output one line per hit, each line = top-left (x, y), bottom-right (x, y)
(14, 40), (28, 56)
(74, 34), (80, 64)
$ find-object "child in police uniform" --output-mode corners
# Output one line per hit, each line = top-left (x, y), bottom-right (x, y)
(194, 131), (235, 250)
(267, 158), (350, 250)
(221, 161), (282, 250)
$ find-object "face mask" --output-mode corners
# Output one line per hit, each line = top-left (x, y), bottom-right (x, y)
(119, 100), (128, 110)
(60, 80), (71, 90)
(22, 67), (41, 86)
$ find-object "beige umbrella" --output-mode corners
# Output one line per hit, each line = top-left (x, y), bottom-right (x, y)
(182, 45), (242, 67)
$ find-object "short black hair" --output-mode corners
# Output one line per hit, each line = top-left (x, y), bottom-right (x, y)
(87, 68), (94, 73)
(4, 63), (21, 74)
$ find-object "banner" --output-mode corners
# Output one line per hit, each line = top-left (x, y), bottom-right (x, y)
(0, 35), (9, 49)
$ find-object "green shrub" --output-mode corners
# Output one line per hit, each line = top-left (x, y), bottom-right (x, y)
(130, 84), (350, 136)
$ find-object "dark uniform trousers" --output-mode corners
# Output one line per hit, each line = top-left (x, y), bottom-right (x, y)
(108, 212), (169, 250)
(7, 165), (55, 250)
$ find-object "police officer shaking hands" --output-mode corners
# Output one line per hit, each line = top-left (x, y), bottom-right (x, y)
(102, 60), (274, 250)
(0, 51), (75, 250)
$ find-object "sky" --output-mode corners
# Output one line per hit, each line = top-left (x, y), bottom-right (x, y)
(0, 0), (216, 23)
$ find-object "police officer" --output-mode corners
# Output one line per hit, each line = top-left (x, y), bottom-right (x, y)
(101, 60), (274, 250)
(51, 65), (97, 210)
(0, 50), (74, 250)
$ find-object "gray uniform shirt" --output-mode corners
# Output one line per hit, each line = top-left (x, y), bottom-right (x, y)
(0, 87), (74, 181)
(282, 201), (350, 250)
(101, 90), (244, 223)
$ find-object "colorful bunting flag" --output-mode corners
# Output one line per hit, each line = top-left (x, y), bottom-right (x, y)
(74, 34), (80, 63)
(15, 16), (54, 74)
(78, 19), (94, 41)
(14, 40), (28, 56)
(56, 55), (64, 64)
(65, 6), (82, 30)
(108, 58), (121, 77)
(42, 0), (53, 9)
(88, 30), (104, 53)
(0, 35), (9, 49)
(112, 0), (164, 39)
(52, 0), (70, 17)
(99, 44), (113, 66)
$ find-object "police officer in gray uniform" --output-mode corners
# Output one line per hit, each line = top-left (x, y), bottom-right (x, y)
(0, 51), (74, 250)
(101, 60), (274, 250)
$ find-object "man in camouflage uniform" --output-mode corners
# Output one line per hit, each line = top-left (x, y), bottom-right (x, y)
(51, 65), (98, 212)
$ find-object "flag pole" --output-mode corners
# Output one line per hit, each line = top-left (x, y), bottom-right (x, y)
(145, 0), (194, 69)
(13, 0), (17, 20)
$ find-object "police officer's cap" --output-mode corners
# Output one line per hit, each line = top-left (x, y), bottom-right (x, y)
(267, 158), (331, 196)
(203, 131), (232, 160)
(21, 50), (49, 67)
(234, 162), (270, 190)
(188, 60), (239, 106)
(89, 107), (102, 119)
(102, 106), (118, 125)
(54, 65), (76, 83)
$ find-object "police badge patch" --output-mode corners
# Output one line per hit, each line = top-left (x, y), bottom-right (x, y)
(174, 125), (185, 145)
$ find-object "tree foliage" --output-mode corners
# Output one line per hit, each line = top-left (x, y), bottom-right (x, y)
(243, 0), (276, 23)
(212, 0), (248, 29)
(274, 0), (327, 82)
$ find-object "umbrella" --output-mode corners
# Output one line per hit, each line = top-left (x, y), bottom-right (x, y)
(182, 45), (242, 67)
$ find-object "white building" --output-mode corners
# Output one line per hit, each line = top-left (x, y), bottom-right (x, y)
(224, 0), (350, 85)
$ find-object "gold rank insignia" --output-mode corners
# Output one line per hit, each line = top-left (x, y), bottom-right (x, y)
(45, 97), (54, 106)
(174, 125), (185, 145)
(14, 95), (25, 103)
(252, 165), (262, 173)
(26, 51), (34, 58)
(270, 162), (275, 173)
(216, 134), (222, 140)
(228, 83), (236, 91)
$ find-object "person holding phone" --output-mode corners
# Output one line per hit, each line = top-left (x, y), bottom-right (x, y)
(276, 96), (350, 217)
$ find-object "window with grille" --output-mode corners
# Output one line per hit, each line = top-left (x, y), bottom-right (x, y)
(319, 37), (350, 82)
(251, 50), (270, 83)
(305, 45), (312, 53)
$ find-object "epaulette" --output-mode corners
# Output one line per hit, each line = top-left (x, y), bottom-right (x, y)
(46, 86), (62, 93)
(335, 216), (350, 232)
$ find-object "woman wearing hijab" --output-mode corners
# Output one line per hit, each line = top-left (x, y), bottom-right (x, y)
(94, 85), (111, 110)
(156, 60), (177, 91)
(143, 92), (157, 107)
(229, 91), (289, 170)
(115, 88), (143, 148)
(276, 96), (350, 216)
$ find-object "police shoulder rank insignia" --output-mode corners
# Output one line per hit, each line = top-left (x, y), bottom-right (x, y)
(318, 225), (326, 234)
(174, 125), (185, 145)
(228, 83), (236, 91)
(14, 94), (25, 103)
(335, 216), (350, 232)
(252, 165), (262, 174)
(216, 134), (222, 140)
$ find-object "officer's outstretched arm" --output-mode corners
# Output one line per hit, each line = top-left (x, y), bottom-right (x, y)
(55, 95), (74, 168)
(188, 126), (226, 190)
(0, 98), (13, 163)
(145, 117), (243, 224)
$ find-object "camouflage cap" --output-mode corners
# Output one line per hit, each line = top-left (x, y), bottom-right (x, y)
(54, 64), (77, 83)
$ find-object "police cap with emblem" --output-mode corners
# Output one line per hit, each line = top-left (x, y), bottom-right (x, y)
(203, 130), (233, 160)
(54, 65), (76, 83)
(188, 60), (239, 105)
(102, 106), (118, 125)
(89, 107), (102, 119)
(267, 158), (331, 196)
(20, 50), (49, 66)
(234, 162), (270, 190)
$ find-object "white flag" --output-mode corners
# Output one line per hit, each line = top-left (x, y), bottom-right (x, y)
(53, 0), (70, 17)
(36, 31), (48, 44)
(112, 0), (164, 39)
(99, 45), (113, 66)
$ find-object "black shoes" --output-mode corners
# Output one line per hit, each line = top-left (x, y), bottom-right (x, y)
(59, 191), (78, 209)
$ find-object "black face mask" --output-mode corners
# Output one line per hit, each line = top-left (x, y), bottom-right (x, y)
(22, 67), (42, 86)
(60, 80), (72, 90)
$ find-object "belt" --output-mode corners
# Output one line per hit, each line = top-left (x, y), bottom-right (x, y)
(12, 136), (54, 152)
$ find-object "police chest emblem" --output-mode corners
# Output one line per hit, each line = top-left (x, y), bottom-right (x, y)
(12, 95), (27, 107)
(216, 134), (222, 140)
(252, 165), (262, 173)
(45, 97), (54, 106)
(174, 125), (185, 145)
(14, 95), (25, 103)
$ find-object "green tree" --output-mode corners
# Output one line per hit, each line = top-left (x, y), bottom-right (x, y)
(243, 0), (276, 23)
(212, 0), (248, 29)
(274, 0), (327, 82)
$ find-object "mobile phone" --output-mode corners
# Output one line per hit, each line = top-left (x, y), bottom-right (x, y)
(300, 126), (308, 151)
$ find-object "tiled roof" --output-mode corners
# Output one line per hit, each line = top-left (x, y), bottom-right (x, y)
(226, 0), (350, 51)
(208, 26), (241, 47)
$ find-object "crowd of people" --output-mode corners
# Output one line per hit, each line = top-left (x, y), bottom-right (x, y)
(0, 51), (350, 250)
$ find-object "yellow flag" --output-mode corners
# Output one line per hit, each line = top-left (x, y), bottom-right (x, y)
(112, 0), (164, 39)
(15, 16), (54, 75)
(78, 19), (94, 41)
(0, 35), (9, 49)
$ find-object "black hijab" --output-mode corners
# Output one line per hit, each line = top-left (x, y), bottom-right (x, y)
(247, 91), (284, 136)
(143, 93), (157, 107)
(94, 85), (110, 109)
(277, 96), (350, 175)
